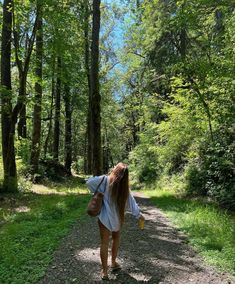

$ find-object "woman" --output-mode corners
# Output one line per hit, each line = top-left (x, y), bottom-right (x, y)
(86, 162), (145, 281)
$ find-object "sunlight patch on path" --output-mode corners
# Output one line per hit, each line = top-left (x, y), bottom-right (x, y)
(75, 247), (100, 263)
(129, 271), (152, 282)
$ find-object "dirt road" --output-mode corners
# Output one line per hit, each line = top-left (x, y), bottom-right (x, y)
(38, 193), (235, 283)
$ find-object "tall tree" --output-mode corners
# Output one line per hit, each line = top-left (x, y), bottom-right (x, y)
(84, 1), (93, 174)
(12, 2), (38, 138)
(64, 84), (72, 175)
(53, 56), (61, 162)
(30, 0), (43, 172)
(90, 0), (102, 175)
(43, 63), (55, 159)
(1, 0), (17, 192)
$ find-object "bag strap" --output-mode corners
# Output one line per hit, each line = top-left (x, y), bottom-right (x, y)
(103, 177), (107, 194)
(94, 176), (106, 194)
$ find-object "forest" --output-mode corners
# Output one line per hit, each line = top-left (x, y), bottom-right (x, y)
(1, 0), (234, 208)
(0, 0), (235, 283)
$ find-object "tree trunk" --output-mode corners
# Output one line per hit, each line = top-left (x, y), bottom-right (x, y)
(83, 131), (88, 173)
(64, 85), (72, 175)
(87, 107), (93, 173)
(30, 1), (43, 172)
(214, 9), (224, 51)
(44, 70), (54, 159)
(103, 124), (114, 172)
(53, 56), (61, 162)
(84, 1), (93, 174)
(17, 81), (27, 138)
(1, 0), (18, 192)
(17, 99), (27, 138)
(17, 71), (27, 139)
(90, 0), (102, 175)
(215, 9), (224, 34)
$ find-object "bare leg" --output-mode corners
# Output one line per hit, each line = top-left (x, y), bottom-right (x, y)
(98, 219), (110, 278)
(111, 230), (120, 267)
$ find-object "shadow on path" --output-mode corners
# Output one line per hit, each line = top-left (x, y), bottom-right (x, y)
(38, 193), (235, 284)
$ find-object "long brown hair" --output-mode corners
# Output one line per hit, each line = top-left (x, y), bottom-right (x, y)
(109, 163), (129, 226)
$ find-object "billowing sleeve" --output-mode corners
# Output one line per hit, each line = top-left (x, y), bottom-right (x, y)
(126, 192), (141, 218)
(86, 175), (105, 193)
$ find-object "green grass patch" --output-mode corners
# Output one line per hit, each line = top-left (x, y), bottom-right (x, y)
(0, 177), (90, 284)
(144, 189), (235, 275)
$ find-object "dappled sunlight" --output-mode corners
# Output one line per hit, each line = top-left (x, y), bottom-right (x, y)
(73, 245), (155, 282)
(75, 247), (100, 263)
(132, 192), (151, 200)
(0, 0), (233, 282)
(128, 272), (152, 282)
(0, 194), (33, 224)
(0, 185), (90, 284)
(149, 233), (183, 244)
(14, 206), (31, 213)
(37, 192), (235, 284)
(31, 182), (88, 196)
(31, 184), (64, 195)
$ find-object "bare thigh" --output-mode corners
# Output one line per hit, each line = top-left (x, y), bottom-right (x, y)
(98, 219), (110, 244)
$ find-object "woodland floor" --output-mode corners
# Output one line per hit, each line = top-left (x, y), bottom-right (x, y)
(38, 192), (235, 284)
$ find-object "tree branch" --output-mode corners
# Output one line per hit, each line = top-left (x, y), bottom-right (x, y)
(12, 4), (23, 73)
(129, 51), (145, 58)
(24, 10), (39, 73)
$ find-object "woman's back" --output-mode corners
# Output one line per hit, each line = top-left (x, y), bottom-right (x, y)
(86, 173), (140, 232)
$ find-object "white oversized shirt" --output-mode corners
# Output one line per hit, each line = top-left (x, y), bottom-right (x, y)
(86, 175), (141, 232)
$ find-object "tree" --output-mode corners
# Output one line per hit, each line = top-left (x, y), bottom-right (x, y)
(119, 0), (235, 208)
(43, 62), (55, 159)
(53, 56), (61, 162)
(30, 0), (43, 172)
(64, 84), (72, 175)
(1, 0), (17, 192)
(90, 0), (102, 175)
(83, 0), (93, 174)
(12, 1), (38, 138)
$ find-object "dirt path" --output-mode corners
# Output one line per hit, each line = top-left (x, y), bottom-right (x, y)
(38, 193), (235, 283)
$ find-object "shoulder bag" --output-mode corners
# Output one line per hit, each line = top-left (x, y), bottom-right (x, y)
(87, 176), (107, 217)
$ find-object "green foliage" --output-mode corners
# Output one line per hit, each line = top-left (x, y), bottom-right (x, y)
(145, 188), (235, 275)
(15, 139), (31, 165)
(0, 180), (89, 284)
(129, 122), (160, 184)
(120, 0), (235, 209)
(185, 126), (235, 209)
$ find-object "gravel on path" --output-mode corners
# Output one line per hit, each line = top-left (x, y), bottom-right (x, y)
(38, 192), (235, 284)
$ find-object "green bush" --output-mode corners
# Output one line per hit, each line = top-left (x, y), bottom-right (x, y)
(184, 162), (208, 196)
(185, 126), (235, 209)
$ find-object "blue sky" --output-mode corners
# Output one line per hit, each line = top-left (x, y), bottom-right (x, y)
(102, 0), (131, 76)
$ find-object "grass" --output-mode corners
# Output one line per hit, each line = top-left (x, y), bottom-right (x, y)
(0, 176), (90, 284)
(144, 188), (235, 275)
